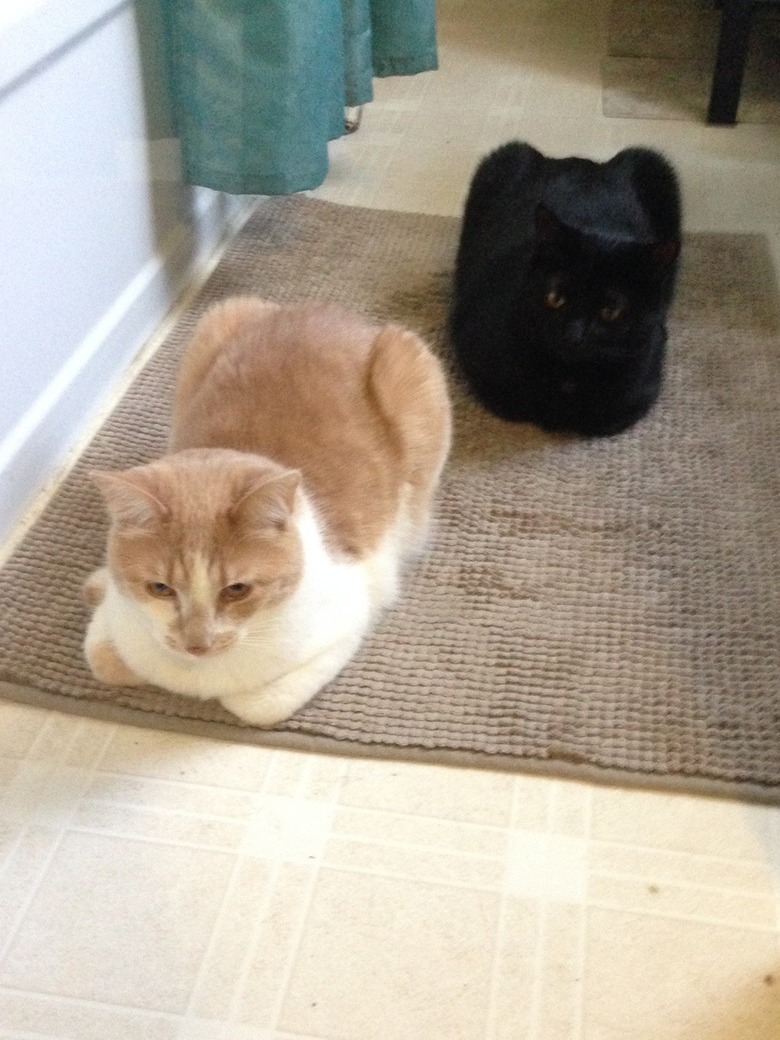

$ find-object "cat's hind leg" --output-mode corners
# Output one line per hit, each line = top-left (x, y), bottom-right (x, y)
(368, 325), (452, 555)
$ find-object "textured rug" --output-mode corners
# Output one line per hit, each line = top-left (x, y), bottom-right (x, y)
(2, 197), (780, 803)
(602, 0), (780, 123)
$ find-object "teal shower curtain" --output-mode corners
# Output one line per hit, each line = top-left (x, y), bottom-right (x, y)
(161, 0), (438, 195)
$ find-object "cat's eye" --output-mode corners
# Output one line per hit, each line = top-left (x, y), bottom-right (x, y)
(544, 288), (566, 310)
(220, 582), (252, 602)
(146, 581), (175, 598)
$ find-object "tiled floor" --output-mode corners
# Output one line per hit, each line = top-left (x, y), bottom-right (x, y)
(2, 0), (780, 1037)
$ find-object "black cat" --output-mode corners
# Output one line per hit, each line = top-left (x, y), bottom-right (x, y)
(449, 142), (682, 436)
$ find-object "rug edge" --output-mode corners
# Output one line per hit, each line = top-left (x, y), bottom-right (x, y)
(3, 680), (778, 807)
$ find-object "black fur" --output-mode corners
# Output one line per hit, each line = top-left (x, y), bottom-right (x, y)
(449, 142), (682, 436)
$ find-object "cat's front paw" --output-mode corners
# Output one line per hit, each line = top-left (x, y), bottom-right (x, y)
(86, 638), (144, 687)
(220, 658), (343, 727)
(220, 685), (305, 727)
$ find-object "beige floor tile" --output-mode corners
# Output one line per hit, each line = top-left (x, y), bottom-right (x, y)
(98, 726), (273, 791)
(85, 771), (256, 818)
(233, 864), (317, 1028)
(278, 869), (499, 1040)
(591, 787), (779, 861)
(186, 857), (275, 1021)
(333, 804), (508, 854)
(511, 774), (553, 830)
(532, 902), (586, 1040)
(0, 757), (19, 796)
(72, 799), (247, 850)
(0, 760), (94, 826)
(488, 897), (541, 1040)
(174, 1023), (273, 1040)
(0, 832), (235, 1012)
(588, 871), (778, 930)
(584, 908), (780, 1039)
(323, 805), (508, 887)
(298, 754), (349, 802)
(339, 757), (516, 825)
(590, 840), (779, 893)
(25, 712), (115, 768)
(0, 991), (178, 1040)
(0, 825), (61, 953)
(0, 703), (48, 759)
(241, 794), (335, 864)
(325, 834), (505, 889)
(506, 830), (588, 902)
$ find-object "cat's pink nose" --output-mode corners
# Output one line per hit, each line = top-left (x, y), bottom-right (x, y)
(186, 644), (209, 656)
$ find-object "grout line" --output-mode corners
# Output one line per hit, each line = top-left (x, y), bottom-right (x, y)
(265, 757), (344, 1030)
(572, 787), (594, 1040)
(523, 785), (553, 1040)
(590, 836), (780, 869)
(0, 725), (106, 968)
(286, 860), (503, 894)
(586, 900), (778, 933)
(591, 867), (777, 898)
(79, 796), (253, 824)
(25, 714), (91, 768)
(482, 778), (518, 1040)
(65, 717), (119, 771)
(0, 983), (182, 1020)
(59, 824), (244, 856)
(88, 763), (272, 796)
(325, 831), (504, 861)
(182, 847), (261, 1026)
(0, 1032), (58, 1040)
(221, 761), (324, 1033)
(0, 824), (31, 893)
(0, 828), (68, 969)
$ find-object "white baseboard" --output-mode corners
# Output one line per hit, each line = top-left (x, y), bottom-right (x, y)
(0, 190), (257, 553)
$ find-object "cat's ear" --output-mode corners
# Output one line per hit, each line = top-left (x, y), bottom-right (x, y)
(534, 204), (565, 245)
(231, 470), (301, 533)
(91, 468), (169, 526)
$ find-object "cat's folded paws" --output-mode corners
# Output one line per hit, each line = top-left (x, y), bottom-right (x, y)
(220, 643), (357, 726)
(220, 688), (304, 728)
(86, 638), (144, 687)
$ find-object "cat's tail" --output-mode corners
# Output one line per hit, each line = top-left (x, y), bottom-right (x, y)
(368, 325), (452, 553)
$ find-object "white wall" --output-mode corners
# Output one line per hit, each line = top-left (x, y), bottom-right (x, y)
(0, 0), (253, 544)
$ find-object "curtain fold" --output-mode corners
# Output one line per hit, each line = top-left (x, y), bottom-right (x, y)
(161, 0), (438, 195)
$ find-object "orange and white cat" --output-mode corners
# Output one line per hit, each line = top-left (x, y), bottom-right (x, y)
(83, 298), (451, 725)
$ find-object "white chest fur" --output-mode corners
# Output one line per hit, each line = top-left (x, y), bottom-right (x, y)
(85, 496), (406, 725)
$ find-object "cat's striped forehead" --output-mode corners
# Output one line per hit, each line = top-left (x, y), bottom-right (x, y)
(171, 551), (218, 599)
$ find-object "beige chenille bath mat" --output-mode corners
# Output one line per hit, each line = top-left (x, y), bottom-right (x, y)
(1, 197), (780, 803)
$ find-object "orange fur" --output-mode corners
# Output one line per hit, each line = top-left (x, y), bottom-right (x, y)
(171, 297), (452, 556)
(84, 297), (451, 720)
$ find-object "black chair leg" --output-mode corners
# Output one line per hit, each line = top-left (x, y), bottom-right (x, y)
(707, 0), (754, 124)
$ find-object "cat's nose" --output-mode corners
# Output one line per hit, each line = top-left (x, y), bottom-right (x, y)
(186, 643), (209, 656)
